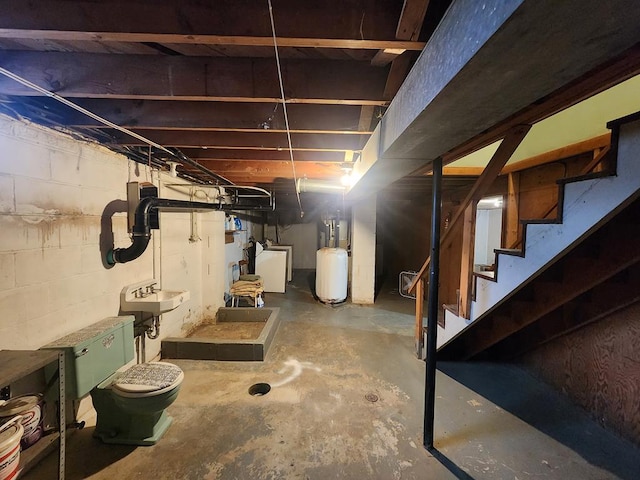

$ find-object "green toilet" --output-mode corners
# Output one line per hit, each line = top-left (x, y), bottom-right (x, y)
(43, 316), (184, 446)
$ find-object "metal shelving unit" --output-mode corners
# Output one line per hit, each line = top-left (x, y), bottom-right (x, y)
(0, 350), (65, 480)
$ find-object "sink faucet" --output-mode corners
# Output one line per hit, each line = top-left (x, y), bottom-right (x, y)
(146, 283), (157, 294)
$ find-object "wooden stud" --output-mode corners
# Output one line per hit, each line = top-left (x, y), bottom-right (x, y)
(415, 277), (425, 357)
(505, 172), (520, 248)
(458, 203), (477, 319)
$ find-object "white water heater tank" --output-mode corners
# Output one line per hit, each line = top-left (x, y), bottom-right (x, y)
(316, 247), (348, 303)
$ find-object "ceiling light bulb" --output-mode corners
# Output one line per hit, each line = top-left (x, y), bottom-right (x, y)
(340, 173), (353, 187)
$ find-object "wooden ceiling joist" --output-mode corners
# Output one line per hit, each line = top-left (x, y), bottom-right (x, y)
(0, 52), (390, 105)
(396, 0), (432, 40)
(190, 160), (342, 176)
(34, 99), (365, 132)
(108, 130), (368, 151)
(0, 29), (425, 51)
(0, 0), (406, 41)
(176, 149), (345, 163)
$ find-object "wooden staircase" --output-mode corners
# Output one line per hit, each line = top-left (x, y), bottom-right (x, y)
(439, 197), (640, 360)
(438, 112), (640, 361)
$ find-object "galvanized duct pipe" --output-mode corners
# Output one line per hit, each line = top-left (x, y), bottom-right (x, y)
(296, 178), (345, 194)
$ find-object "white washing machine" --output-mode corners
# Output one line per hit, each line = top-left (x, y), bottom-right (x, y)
(255, 249), (288, 293)
(267, 245), (293, 281)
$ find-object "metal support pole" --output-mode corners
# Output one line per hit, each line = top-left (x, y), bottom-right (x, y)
(424, 156), (442, 450)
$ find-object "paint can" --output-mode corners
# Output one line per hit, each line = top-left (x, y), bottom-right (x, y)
(0, 395), (44, 450)
(0, 416), (23, 480)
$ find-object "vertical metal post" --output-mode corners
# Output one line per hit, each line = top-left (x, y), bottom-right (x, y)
(58, 351), (66, 480)
(424, 157), (442, 450)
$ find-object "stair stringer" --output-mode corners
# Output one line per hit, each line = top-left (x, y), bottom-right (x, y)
(471, 118), (640, 322)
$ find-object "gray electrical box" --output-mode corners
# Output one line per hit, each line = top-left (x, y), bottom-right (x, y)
(127, 181), (159, 231)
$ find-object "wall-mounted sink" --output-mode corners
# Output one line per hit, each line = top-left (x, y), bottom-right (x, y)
(121, 279), (190, 315)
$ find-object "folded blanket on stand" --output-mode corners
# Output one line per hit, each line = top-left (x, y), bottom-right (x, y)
(230, 279), (264, 297)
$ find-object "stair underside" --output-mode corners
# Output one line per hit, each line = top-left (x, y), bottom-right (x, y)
(439, 195), (640, 360)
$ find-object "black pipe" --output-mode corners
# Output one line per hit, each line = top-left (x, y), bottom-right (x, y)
(424, 157), (442, 450)
(107, 196), (274, 265)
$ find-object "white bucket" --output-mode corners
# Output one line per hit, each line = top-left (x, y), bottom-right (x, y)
(0, 416), (23, 480)
(0, 395), (44, 449)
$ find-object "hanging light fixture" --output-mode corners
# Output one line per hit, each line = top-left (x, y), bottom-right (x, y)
(339, 150), (356, 187)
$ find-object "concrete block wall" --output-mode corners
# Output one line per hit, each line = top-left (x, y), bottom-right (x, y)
(0, 115), (226, 359)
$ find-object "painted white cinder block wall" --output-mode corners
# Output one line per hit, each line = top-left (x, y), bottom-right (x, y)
(0, 115), (226, 359)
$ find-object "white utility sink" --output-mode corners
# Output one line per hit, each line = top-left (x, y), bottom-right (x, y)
(121, 279), (190, 315)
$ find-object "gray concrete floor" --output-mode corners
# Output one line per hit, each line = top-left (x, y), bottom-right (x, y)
(25, 271), (640, 479)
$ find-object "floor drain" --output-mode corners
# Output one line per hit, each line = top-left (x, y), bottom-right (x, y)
(365, 393), (379, 403)
(249, 383), (271, 396)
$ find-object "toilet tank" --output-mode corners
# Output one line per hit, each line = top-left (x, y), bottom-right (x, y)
(42, 316), (135, 398)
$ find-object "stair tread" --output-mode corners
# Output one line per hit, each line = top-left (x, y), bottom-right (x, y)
(557, 170), (614, 185)
(495, 248), (523, 256)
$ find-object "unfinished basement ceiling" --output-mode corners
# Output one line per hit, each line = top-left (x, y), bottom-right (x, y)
(0, 0), (452, 192)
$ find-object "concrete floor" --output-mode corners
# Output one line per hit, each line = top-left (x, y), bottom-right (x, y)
(25, 271), (640, 479)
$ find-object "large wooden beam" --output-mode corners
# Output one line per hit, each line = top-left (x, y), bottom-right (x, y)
(106, 130), (368, 150)
(349, 0), (640, 200)
(0, 52), (390, 105)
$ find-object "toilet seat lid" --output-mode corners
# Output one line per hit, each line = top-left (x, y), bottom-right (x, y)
(112, 362), (184, 395)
